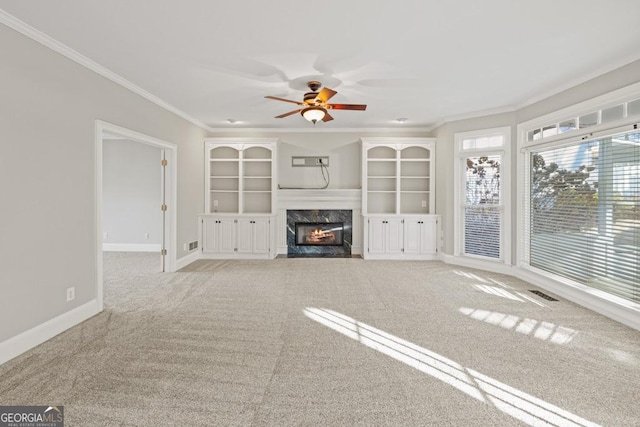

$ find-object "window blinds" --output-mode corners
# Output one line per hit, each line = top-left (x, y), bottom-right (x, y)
(528, 130), (640, 303)
(464, 155), (501, 259)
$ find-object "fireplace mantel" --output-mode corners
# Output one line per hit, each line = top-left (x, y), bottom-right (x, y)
(277, 189), (361, 210)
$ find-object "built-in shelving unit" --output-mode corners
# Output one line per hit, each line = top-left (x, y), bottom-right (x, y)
(362, 138), (435, 215)
(361, 137), (439, 260)
(202, 138), (278, 259)
(205, 139), (277, 214)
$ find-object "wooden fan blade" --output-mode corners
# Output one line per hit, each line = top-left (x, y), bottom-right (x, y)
(327, 103), (367, 111)
(275, 109), (301, 118)
(265, 95), (305, 105)
(315, 87), (337, 104)
(322, 112), (334, 122)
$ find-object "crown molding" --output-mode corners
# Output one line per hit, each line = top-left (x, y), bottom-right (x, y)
(430, 105), (518, 131)
(0, 10), (212, 132)
(206, 126), (435, 134)
(517, 52), (640, 109)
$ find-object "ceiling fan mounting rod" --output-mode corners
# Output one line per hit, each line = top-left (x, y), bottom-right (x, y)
(307, 81), (322, 92)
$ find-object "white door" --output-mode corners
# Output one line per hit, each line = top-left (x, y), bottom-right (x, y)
(202, 218), (220, 253)
(420, 217), (438, 254)
(236, 218), (253, 254)
(219, 218), (237, 254)
(385, 218), (404, 254)
(252, 218), (270, 254)
(403, 218), (421, 254)
(368, 218), (386, 254)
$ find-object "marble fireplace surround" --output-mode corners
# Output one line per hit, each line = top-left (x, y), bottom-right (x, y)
(276, 189), (362, 256)
(287, 209), (352, 256)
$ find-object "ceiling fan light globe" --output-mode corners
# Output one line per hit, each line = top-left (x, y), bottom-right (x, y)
(302, 106), (326, 123)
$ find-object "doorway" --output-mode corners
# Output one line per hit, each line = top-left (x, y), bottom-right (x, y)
(95, 120), (177, 311)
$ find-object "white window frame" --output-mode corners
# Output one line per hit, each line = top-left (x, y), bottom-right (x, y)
(454, 126), (511, 264)
(517, 81), (640, 273)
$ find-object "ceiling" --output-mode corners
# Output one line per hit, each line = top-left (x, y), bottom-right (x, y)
(2, 0), (640, 131)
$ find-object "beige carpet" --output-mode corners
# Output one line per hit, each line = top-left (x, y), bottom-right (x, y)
(1, 253), (639, 426)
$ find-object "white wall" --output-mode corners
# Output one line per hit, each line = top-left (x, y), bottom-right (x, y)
(0, 23), (204, 349)
(103, 139), (162, 249)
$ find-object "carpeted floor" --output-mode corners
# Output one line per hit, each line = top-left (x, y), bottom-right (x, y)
(1, 253), (639, 426)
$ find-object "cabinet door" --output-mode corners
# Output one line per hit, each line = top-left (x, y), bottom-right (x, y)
(367, 219), (387, 254)
(385, 218), (404, 254)
(419, 216), (438, 254)
(202, 218), (220, 253)
(252, 218), (270, 254)
(237, 218), (270, 254)
(218, 218), (237, 254)
(403, 218), (421, 254)
(236, 218), (253, 254)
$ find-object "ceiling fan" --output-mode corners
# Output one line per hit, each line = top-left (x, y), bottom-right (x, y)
(265, 81), (367, 124)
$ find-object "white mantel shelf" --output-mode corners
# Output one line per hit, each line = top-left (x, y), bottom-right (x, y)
(277, 189), (362, 210)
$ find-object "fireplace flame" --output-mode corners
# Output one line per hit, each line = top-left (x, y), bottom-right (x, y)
(309, 228), (335, 243)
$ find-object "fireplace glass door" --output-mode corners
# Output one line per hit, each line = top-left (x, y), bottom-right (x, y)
(295, 222), (344, 246)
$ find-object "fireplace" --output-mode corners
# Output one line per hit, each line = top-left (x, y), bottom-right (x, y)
(287, 210), (352, 257)
(295, 222), (344, 246)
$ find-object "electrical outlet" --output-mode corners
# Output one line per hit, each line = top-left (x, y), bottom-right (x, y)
(103, 232), (108, 241)
(183, 243), (187, 251)
(213, 199), (219, 207)
(66, 287), (75, 302)
(144, 233), (150, 239)
(421, 200), (427, 208)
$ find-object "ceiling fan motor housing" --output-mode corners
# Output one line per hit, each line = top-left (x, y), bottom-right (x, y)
(303, 92), (320, 104)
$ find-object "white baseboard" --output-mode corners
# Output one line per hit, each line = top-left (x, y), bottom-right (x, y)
(439, 252), (640, 331)
(175, 250), (201, 270)
(0, 299), (100, 366)
(438, 252), (516, 275)
(103, 243), (161, 252)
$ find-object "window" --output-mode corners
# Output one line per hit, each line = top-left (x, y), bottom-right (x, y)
(526, 97), (640, 142)
(455, 127), (511, 261)
(526, 130), (639, 303)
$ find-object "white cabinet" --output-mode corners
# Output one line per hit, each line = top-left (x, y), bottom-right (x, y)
(361, 138), (438, 260)
(403, 217), (438, 255)
(203, 138), (276, 259)
(201, 216), (272, 259)
(205, 138), (277, 214)
(363, 215), (439, 260)
(202, 217), (236, 254)
(367, 218), (404, 254)
(236, 217), (270, 255)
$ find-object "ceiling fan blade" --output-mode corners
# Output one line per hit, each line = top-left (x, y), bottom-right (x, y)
(322, 112), (334, 122)
(265, 95), (305, 105)
(315, 87), (337, 104)
(275, 109), (301, 118)
(328, 103), (367, 111)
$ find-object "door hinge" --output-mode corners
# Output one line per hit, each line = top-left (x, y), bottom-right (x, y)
(234, 248), (238, 252)
(234, 219), (238, 223)
(161, 204), (167, 211)
(161, 249), (167, 256)
(161, 159), (168, 166)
